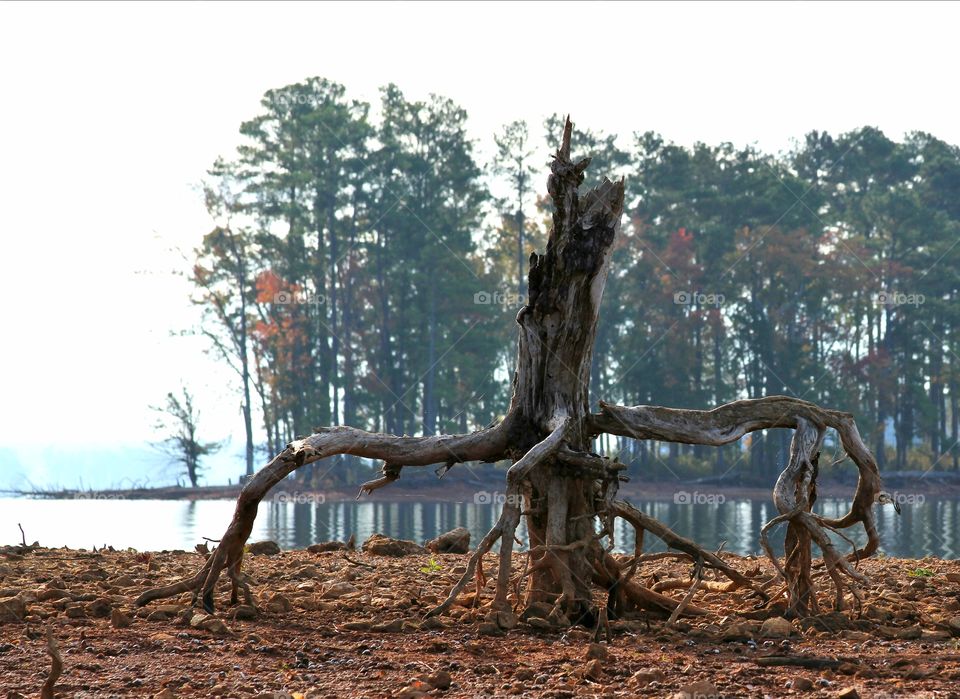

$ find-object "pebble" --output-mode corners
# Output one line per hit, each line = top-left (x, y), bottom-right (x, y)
(111, 608), (133, 629)
(0, 596), (26, 622)
(760, 616), (795, 638)
(581, 658), (603, 681)
(671, 680), (719, 698)
(585, 642), (608, 661)
(246, 540), (281, 556)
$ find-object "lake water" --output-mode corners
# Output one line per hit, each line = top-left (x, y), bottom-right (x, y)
(1, 497), (957, 559)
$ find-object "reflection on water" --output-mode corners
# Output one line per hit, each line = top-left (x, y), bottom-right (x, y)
(1, 497), (957, 559)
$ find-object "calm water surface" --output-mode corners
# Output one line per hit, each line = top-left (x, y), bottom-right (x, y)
(1, 497), (957, 558)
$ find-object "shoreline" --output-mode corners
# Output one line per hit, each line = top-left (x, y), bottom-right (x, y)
(5, 476), (960, 503)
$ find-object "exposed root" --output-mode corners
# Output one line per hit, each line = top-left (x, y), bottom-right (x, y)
(137, 422), (511, 611)
(40, 628), (62, 699)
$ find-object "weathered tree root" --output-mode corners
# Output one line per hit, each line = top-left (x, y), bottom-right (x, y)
(40, 628), (62, 699)
(138, 120), (885, 628)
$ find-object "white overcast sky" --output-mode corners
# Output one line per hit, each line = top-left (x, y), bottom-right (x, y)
(1, 1), (957, 460)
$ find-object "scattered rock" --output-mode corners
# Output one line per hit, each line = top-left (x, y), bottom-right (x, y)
(425, 527), (471, 554)
(671, 680), (719, 698)
(263, 593), (292, 614)
(721, 621), (754, 641)
(877, 624), (922, 640)
(228, 605), (257, 621)
(152, 690), (177, 699)
(945, 572), (960, 583)
(64, 603), (86, 619)
(834, 688), (860, 699)
(760, 616), (795, 638)
(792, 677), (814, 691)
(190, 613), (232, 635)
(0, 596), (26, 622)
(585, 642), (608, 661)
(340, 620), (372, 631)
(307, 541), (348, 553)
(86, 598), (113, 618)
(371, 618), (405, 633)
(485, 609), (518, 630)
(246, 541), (281, 556)
(111, 608), (132, 629)
(632, 669), (665, 686)
(947, 616), (960, 636)
(37, 588), (72, 602)
(110, 575), (136, 587)
(321, 581), (358, 599)
(425, 670), (452, 690)
(361, 533), (425, 557)
(477, 621), (505, 636)
(580, 658), (603, 682)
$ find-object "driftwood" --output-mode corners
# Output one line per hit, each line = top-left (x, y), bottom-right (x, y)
(137, 117), (883, 625)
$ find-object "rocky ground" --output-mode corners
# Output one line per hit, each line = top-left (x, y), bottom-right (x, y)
(1, 537), (960, 698)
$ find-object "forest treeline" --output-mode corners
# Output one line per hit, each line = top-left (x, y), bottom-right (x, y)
(191, 76), (960, 486)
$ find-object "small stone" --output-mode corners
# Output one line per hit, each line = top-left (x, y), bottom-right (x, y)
(229, 605), (257, 621)
(835, 688), (860, 699)
(878, 624), (922, 640)
(478, 621), (505, 636)
(585, 643), (608, 661)
(190, 613), (231, 635)
(632, 669), (665, 686)
(321, 582), (358, 599)
(581, 659), (603, 681)
(293, 564), (322, 579)
(945, 572), (960, 583)
(425, 527), (471, 554)
(86, 598), (113, 618)
(944, 616), (960, 636)
(0, 596), (27, 622)
(246, 540), (281, 556)
(340, 620), (372, 631)
(426, 670), (452, 690)
(421, 616), (445, 630)
(671, 680), (719, 699)
(793, 677), (814, 690)
(361, 533), (425, 557)
(372, 618), (405, 633)
(146, 611), (169, 622)
(263, 593), (292, 613)
(760, 616), (795, 638)
(111, 608), (132, 629)
(485, 609), (518, 630)
(152, 690), (177, 699)
(64, 603), (86, 619)
(37, 588), (72, 602)
(526, 617), (556, 631)
(307, 541), (349, 553)
(721, 621), (754, 641)
(111, 575), (136, 587)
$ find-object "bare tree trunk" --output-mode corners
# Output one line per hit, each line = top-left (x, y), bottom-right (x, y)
(139, 118), (885, 624)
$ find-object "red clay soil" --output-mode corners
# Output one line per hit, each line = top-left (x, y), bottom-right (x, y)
(1, 546), (960, 698)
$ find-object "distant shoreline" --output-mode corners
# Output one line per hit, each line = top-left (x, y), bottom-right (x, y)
(5, 471), (960, 502)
